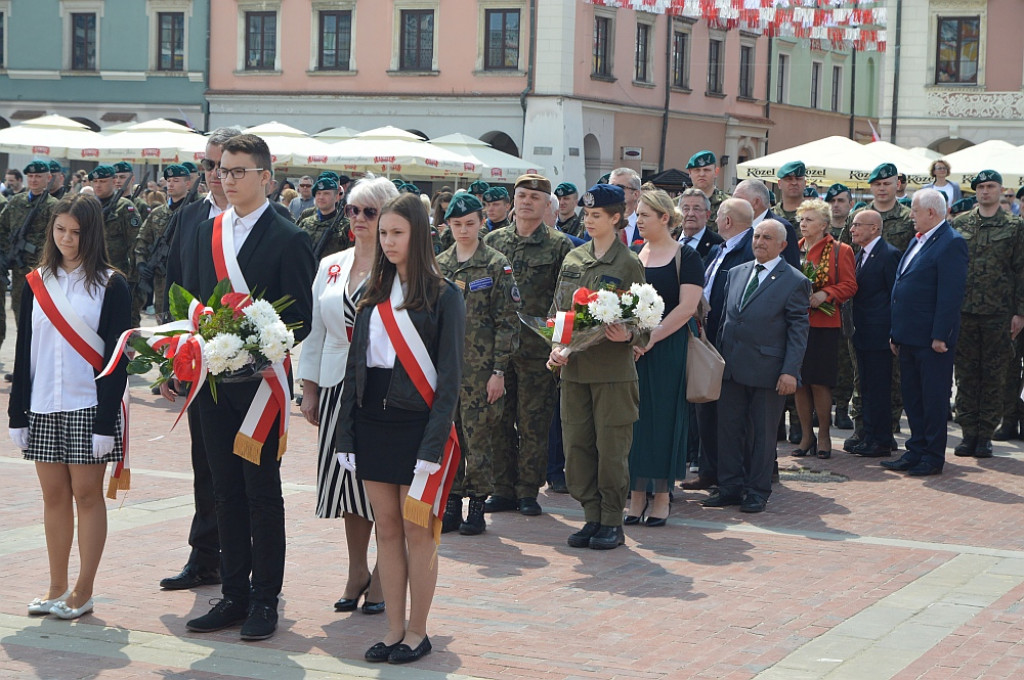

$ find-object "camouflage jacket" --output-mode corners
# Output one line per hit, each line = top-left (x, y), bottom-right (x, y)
(555, 211), (584, 238)
(437, 243), (521, 407)
(484, 222), (572, 358)
(298, 210), (351, 260)
(99, 195), (142, 277)
(706, 187), (730, 233)
(133, 197), (152, 222)
(0, 192), (57, 270)
(772, 202), (800, 226)
(134, 201), (182, 269)
(953, 207), (1024, 316)
(844, 202), (914, 252)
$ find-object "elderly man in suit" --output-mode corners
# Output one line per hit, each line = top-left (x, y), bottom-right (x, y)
(704, 219), (810, 513)
(677, 188), (724, 256)
(882, 189), (968, 476)
(846, 210), (902, 457)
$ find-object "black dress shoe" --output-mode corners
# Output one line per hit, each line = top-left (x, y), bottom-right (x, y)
(240, 603), (277, 641)
(517, 497), (542, 516)
(701, 492), (742, 508)
(973, 439), (994, 458)
(881, 458), (915, 471)
(389, 636), (432, 664)
(567, 521), (601, 548)
(333, 577), (371, 612)
(907, 462), (942, 477)
(843, 431), (864, 452)
(589, 525), (625, 550)
(361, 599), (385, 615)
(681, 477), (716, 490)
(483, 496), (517, 513)
(186, 598), (248, 632)
(834, 408), (854, 430)
(993, 421), (1018, 441)
(161, 565), (221, 590)
(740, 495), (767, 513)
(954, 435), (978, 457)
(547, 479), (570, 494)
(851, 441), (891, 458)
(365, 641), (401, 662)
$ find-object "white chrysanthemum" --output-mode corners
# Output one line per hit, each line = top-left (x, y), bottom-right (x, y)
(588, 289), (622, 324)
(204, 333), (245, 375)
(634, 303), (664, 330)
(633, 283), (661, 307)
(620, 292), (634, 306)
(629, 282), (646, 297)
(226, 349), (253, 372)
(243, 299), (279, 327)
(259, 321), (294, 364)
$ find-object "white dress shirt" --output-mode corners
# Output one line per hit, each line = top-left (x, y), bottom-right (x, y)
(744, 256), (781, 294)
(680, 226), (707, 247)
(30, 266), (105, 414)
(752, 208), (769, 227)
(859, 235), (882, 266)
(704, 227), (752, 299)
(367, 307), (397, 369)
(625, 212), (639, 244)
(205, 193), (226, 219)
(224, 200), (271, 255)
(900, 226), (936, 273)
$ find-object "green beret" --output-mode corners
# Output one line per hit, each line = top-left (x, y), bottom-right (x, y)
(48, 160), (63, 174)
(483, 186), (510, 203)
(88, 165), (116, 180)
(867, 162), (897, 184)
(950, 196), (976, 216)
(318, 171), (340, 183)
(468, 180), (490, 195)
(1016, 187), (1024, 201)
(777, 161), (806, 179)
(24, 160), (50, 174)
(803, 187), (819, 198)
(444, 193), (484, 220)
(898, 196), (913, 207)
(579, 183), (625, 208)
(687, 150), (716, 169)
(768, 190), (776, 204)
(399, 182), (420, 195)
(514, 173), (551, 195)
(163, 164), (189, 179)
(391, 179), (405, 189)
(824, 183), (851, 202)
(113, 161), (133, 174)
(853, 201), (867, 211)
(181, 161), (198, 174)
(971, 169), (1003, 190)
(597, 173), (611, 184)
(554, 182), (578, 198)
(312, 177), (339, 195)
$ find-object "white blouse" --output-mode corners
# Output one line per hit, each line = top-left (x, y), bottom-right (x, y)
(30, 266), (105, 414)
(366, 307), (397, 369)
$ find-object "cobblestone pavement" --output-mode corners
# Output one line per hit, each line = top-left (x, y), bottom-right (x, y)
(0, 306), (1021, 680)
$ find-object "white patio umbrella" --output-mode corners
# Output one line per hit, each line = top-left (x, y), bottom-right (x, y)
(94, 118), (207, 163)
(737, 136), (891, 188)
(862, 141), (934, 187)
(947, 145), (1024, 190)
(430, 133), (543, 183)
(312, 126), (361, 142)
(243, 121), (336, 168)
(908, 146), (941, 161)
(941, 140), (1019, 187)
(0, 114), (107, 160)
(326, 126), (480, 179)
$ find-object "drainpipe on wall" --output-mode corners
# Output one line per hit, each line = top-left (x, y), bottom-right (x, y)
(519, 0), (537, 152)
(889, 0), (902, 144)
(203, 7), (211, 132)
(763, 36), (773, 154)
(658, 16), (672, 173)
(849, 46), (857, 140)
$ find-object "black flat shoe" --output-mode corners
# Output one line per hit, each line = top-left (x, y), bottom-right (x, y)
(334, 577), (371, 612)
(388, 636), (432, 664)
(361, 599), (385, 615)
(365, 641), (401, 662)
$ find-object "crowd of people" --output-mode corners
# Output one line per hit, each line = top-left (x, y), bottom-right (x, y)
(2, 134), (1021, 664)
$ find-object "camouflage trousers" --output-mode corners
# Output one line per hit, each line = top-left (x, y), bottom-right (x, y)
(451, 397), (504, 498)
(955, 314), (1013, 438)
(492, 354), (557, 500)
(1000, 334), (1024, 424)
(130, 274), (163, 328)
(10, 267), (28, 326)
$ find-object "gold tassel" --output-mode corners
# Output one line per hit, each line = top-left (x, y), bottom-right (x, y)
(233, 433), (263, 465)
(105, 470), (130, 500)
(106, 476), (118, 500)
(403, 496), (433, 529)
(276, 432), (288, 461)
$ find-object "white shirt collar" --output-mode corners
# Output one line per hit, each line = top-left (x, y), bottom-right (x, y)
(206, 192), (227, 218)
(861, 235), (882, 257)
(755, 255), (782, 275)
(681, 226), (707, 244)
(227, 199), (270, 230)
(723, 227), (750, 251)
(752, 208), (769, 226)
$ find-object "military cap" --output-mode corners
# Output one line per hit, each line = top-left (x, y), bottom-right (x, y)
(312, 176), (339, 195)
(483, 186), (510, 203)
(514, 173), (551, 195)
(88, 164), (116, 181)
(867, 162), (897, 184)
(336, 173), (352, 186)
(687, 150), (717, 169)
(597, 173), (611, 184)
(950, 196), (976, 216)
(578, 183), (625, 208)
(398, 182), (421, 195)
(971, 169), (1003, 190)
(803, 187), (819, 198)
(444, 193), (484, 220)
(898, 196), (913, 207)
(181, 161), (198, 174)
(48, 160), (64, 175)
(777, 161), (806, 179)
(391, 179), (405, 189)
(824, 183), (851, 202)
(768, 190), (776, 204)
(468, 180), (490, 195)
(554, 182), (578, 198)
(318, 171), (340, 183)
(113, 161), (133, 174)
(163, 164), (190, 179)
(24, 159), (51, 174)
(853, 201), (867, 211)
(1016, 187), (1024, 201)
(898, 173), (908, 183)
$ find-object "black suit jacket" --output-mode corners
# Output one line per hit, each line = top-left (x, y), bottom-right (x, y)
(703, 228), (754, 347)
(764, 210), (801, 269)
(165, 199), (216, 307)
(851, 239), (901, 351)
(684, 229), (724, 259)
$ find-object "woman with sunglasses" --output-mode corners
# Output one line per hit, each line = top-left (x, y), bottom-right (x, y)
(923, 159), (962, 208)
(298, 177), (398, 616)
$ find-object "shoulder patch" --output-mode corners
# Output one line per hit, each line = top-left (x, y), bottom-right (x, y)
(469, 277), (493, 292)
(510, 285), (521, 303)
(503, 264), (513, 275)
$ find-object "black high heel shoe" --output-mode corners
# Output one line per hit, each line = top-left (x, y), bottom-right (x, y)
(361, 596), (385, 615)
(791, 445), (816, 458)
(623, 498), (648, 525)
(334, 577), (371, 612)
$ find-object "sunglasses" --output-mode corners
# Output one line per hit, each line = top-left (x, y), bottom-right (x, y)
(299, 184), (313, 188)
(199, 159), (218, 172)
(345, 205), (378, 219)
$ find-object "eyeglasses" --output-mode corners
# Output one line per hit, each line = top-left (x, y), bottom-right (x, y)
(216, 167), (263, 180)
(200, 159), (218, 172)
(611, 183), (638, 192)
(299, 183), (313, 188)
(345, 204), (378, 219)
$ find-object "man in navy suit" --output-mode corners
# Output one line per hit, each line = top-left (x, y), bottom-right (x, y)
(882, 189), (968, 476)
(846, 211), (902, 457)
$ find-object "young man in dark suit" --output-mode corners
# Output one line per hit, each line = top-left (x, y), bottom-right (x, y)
(181, 134), (314, 640)
(846, 210), (902, 457)
(882, 189), (968, 476)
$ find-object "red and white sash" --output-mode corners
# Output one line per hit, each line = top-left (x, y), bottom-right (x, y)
(377, 276), (461, 545)
(26, 269), (131, 499)
(211, 212), (291, 464)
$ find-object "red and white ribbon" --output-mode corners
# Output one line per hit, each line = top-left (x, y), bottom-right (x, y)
(552, 311), (575, 345)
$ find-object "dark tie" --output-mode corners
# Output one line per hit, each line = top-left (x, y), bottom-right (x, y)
(856, 250), (866, 272)
(684, 237), (695, 248)
(741, 264), (766, 307)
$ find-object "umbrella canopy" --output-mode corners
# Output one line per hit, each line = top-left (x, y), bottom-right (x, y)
(430, 133), (542, 182)
(862, 141), (934, 187)
(326, 127), (480, 179)
(908, 146), (941, 161)
(737, 136), (891, 188)
(0, 114), (107, 160)
(940, 140), (1020, 187)
(312, 126), (361, 142)
(243, 121), (338, 168)
(94, 118), (207, 162)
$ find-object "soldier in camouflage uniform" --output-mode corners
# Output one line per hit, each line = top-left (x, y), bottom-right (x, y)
(437, 194), (521, 535)
(89, 165), (142, 326)
(772, 160), (807, 224)
(686, 151), (729, 233)
(134, 165), (189, 320)
(554, 182), (584, 238)
(994, 334), (1024, 440)
(114, 161), (152, 222)
(483, 186), (512, 232)
(483, 174), (572, 516)
(950, 170), (1024, 458)
(297, 176), (350, 261)
(47, 160), (69, 200)
(825, 183), (856, 429)
(468, 180), (490, 201)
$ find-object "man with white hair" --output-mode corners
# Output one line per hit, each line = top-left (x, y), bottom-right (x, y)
(609, 167), (642, 244)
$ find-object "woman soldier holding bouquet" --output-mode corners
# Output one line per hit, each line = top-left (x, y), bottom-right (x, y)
(548, 184), (649, 551)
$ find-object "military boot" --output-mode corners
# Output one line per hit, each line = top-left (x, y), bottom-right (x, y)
(834, 407), (854, 430)
(993, 420), (1018, 441)
(441, 495), (463, 534)
(459, 496), (487, 536)
(954, 435), (978, 457)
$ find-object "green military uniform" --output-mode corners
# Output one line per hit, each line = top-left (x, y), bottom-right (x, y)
(483, 217), (572, 503)
(133, 200), (182, 319)
(772, 203), (799, 225)
(435, 225), (454, 253)
(99, 194), (142, 323)
(0, 190), (58, 330)
(133, 196), (152, 222)
(997, 333), (1024, 438)
(706, 187), (730, 233)
(437, 242), (520, 499)
(555, 211), (584, 238)
(952, 199), (1024, 444)
(298, 210), (350, 260)
(554, 237), (648, 529)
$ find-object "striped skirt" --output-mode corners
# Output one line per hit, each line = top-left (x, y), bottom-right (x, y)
(316, 382), (373, 521)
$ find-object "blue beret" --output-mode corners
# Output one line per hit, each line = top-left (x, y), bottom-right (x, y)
(312, 177), (339, 195)
(24, 160), (50, 174)
(48, 160), (63, 174)
(971, 169), (1003, 190)
(687, 150), (716, 169)
(824, 183), (851, 202)
(88, 165), (116, 180)
(803, 187), (819, 198)
(163, 164), (190, 179)
(113, 161), (133, 174)
(778, 161), (806, 179)
(468, 180), (490, 194)
(578, 183), (625, 208)
(483, 186), (510, 202)
(867, 162), (897, 184)
(445, 193), (484, 220)
(554, 182), (578, 197)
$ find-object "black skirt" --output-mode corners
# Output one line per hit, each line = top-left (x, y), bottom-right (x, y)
(354, 368), (429, 486)
(800, 326), (841, 387)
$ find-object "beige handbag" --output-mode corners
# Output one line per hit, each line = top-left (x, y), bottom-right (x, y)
(686, 297), (725, 403)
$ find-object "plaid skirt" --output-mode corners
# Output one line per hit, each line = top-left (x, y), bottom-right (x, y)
(24, 407), (124, 465)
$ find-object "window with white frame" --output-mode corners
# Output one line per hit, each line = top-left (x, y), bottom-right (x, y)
(318, 10), (352, 70)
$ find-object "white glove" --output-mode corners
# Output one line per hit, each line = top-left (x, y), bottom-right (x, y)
(413, 460), (441, 476)
(9, 428), (29, 451)
(92, 434), (115, 459)
(336, 451), (357, 472)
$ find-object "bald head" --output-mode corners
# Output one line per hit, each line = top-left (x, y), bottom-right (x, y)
(849, 209), (882, 247)
(716, 197), (754, 239)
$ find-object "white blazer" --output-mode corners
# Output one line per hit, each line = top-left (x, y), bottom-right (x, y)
(297, 249), (359, 388)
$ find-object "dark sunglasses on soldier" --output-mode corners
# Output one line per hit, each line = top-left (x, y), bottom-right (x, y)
(345, 205), (378, 219)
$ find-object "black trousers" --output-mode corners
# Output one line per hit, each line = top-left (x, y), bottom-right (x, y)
(899, 344), (955, 470)
(186, 404), (220, 572)
(695, 401), (719, 483)
(198, 383), (285, 609)
(855, 348), (892, 448)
